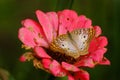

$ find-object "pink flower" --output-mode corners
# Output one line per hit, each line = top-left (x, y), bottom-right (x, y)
(18, 9), (110, 80)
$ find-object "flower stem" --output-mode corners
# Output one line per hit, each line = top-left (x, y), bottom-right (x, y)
(55, 0), (74, 11)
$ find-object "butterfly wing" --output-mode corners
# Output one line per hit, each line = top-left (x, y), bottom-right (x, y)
(70, 28), (95, 56)
(50, 28), (95, 59)
(50, 34), (79, 58)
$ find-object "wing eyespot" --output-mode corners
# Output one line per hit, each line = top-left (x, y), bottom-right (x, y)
(62, 44), (64, 46)
(83, 35), (86, 38)
(80, 48), (83, 50)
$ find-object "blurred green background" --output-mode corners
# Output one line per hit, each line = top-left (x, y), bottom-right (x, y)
(0, 0), (120, 80)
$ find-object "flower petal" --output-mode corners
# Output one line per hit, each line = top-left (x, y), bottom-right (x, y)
(77, 15), (92, 28)
(42, 58), (52, 69)
(91, 48), (107, 62)
(19, 55), (26, 62)
(58, 10), (78, 18)
(69, 15), (92, 32)
(21, 19), (49, 48)
(68, 74), (75, 80)
(46, 12), (58, 38)
(74, 57), (95, 68)
(22, 19), (44, 35)
(89, 39), (98, 53)
(34, 47), (51, 59)
(74, 70), (89, 80)
(36, 10), (53, 43)
(18, 28), (36, 48)
(58, 24), (68, 35)
(99, 57), (110, 65)
(97, 36), (108, 48)
(58, 9), (78, 34)
(62, 62), (80, 72)
(94, 26), (102, 37)
(49, 60), (67, 77)
(89, 36), (108, 53)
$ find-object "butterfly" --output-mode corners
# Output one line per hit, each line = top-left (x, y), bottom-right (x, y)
(50, 28), (95, 59)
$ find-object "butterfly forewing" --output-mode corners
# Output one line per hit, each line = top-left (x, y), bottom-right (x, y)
(50, 34), (78, 55)
(70, 28), (95, 56)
